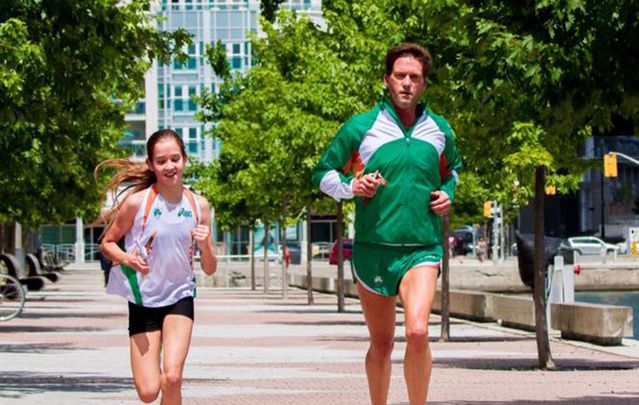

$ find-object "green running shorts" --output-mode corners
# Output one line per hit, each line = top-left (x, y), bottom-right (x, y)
(352, 242), (442, 297)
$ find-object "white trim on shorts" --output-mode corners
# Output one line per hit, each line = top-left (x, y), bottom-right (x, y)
(351, 261), (386, 297)
(412, 260), (441, 269)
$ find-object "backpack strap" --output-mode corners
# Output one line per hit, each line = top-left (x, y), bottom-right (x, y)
(182, 187), (200, 225)
(141, 184), (159, 234)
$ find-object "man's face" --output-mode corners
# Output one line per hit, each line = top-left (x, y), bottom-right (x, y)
(383, 55), (426, 112)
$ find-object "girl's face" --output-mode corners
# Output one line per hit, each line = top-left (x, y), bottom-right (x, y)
(147, 138), (187, 187)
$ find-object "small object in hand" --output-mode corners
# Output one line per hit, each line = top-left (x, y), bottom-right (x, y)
(136, 238), (149, 260)
(374, 171), (388, 186)
(136, 232), (155, 260)
(362, 171), (387, 206)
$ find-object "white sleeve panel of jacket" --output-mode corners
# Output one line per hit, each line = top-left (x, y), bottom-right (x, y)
(319, 170), (355, 202)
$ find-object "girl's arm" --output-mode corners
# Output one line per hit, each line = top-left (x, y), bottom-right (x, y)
(100, 191), (149, 275)
(193, 195), (217, 276)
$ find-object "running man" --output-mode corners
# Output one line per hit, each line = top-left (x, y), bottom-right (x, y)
(312, 43), (462, 404)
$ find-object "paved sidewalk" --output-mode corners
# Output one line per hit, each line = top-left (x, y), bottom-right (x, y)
(1, 268), (638, 404)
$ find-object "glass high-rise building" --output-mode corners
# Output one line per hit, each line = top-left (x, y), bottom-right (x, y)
(119, 1), (324, 256)
(122, 0), (322, 163)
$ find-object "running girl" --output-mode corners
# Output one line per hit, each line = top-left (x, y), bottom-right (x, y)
(97, 129), (216, 404)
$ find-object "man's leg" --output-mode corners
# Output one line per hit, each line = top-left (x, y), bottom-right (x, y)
(357, 283), (397, 405)
(398, 265), (439, 404)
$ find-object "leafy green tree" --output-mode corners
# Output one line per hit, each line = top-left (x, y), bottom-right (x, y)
(0, 0), (190, 228)
(196, 11), (353, 302)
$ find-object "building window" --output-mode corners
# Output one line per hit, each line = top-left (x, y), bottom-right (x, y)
(188, 127), (198, 154)
(187, 43), (197, 69)
(174, 85), (184, 112)
(158, 84), (165, 109)
(188, 86), (198, 111)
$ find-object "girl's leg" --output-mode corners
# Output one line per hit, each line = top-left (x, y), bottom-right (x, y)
(159, 313), (194, 405)
(398, 265), (439, 404)
(357, 283), (398, 405)
(130, 331), (162, 403)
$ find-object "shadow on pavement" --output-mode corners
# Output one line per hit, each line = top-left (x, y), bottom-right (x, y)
(432, 356), (639, 371)
(440, 335), (531, 343)
(0, 374), (133, 397)
(266, 320), (367, 326)
(418, 395), (639, 404)
(0, 325), (104, 334)
(256, 309), (361, 315)
(0, 343), (75, 354)
(15, 311), (122, 320)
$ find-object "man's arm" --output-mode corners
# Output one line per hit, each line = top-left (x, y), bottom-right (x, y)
(440, 130), (463, 204)
(430, 122), (463, 216)
(311, 119), (359, 202)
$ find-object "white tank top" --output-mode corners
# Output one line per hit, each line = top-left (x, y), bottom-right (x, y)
(106, 185), (201, 307)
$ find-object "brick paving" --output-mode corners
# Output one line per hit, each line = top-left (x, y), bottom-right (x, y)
(0, 266), (638, 404)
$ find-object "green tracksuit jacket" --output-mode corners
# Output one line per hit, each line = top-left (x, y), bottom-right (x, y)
(312, 96), (463, 248)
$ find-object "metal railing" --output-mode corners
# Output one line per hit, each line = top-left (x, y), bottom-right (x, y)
(42, 243), (101, 262)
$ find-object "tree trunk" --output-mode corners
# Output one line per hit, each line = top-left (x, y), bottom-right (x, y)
(336, 202), (345, 313)
(0, 222), (15, 253)
(250, 224), (256, 291)
(440, 215), (451, 341)
(306, 205), (314, 305)
(280, 218), (288, 299)
(263, 221), (269, 294)
(534, 166), (555, 369)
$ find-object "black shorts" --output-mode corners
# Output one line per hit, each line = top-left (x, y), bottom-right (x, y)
(128, 296), (194, 336)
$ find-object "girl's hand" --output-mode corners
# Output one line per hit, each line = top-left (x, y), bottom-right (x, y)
(192, 225), (211, 250)
(125, 246), (150, 275)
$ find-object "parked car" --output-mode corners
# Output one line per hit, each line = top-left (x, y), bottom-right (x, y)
(283, 242), (301, 265)
(452, 229), (474, 256)
(329, 238), (353, 265)
(565, 236), (619, 256)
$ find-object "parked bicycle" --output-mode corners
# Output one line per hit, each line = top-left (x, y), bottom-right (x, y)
(0, 272), (25, 321)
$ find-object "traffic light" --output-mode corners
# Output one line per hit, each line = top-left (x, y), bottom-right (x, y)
(545, 185), (556, 195)
(483, 201), (492, 218)
(604, 153), (618, 177)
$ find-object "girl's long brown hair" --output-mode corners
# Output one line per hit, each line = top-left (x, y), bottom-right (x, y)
(94, 129), (187, 234)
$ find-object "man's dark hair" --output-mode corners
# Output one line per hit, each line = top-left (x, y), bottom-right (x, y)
(385, 43), (432, 79)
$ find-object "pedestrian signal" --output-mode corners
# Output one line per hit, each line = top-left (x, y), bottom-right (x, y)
(483, 201), (492, 218)
(604, 153), (618, 177)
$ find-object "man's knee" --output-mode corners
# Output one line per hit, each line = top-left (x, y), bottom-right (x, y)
(405, 324), (429, 352)
(370, 337), (395, 359)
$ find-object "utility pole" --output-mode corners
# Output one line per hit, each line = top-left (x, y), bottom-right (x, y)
(600, 169), (606, 239)
(492, 201), (502, 265)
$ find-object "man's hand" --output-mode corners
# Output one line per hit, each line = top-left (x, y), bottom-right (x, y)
(352, 172), (386, 198)
(429, 190), (451, 216)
